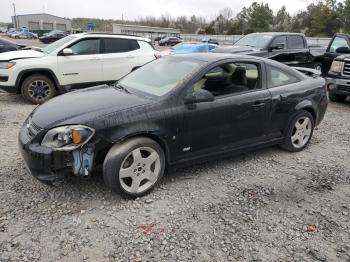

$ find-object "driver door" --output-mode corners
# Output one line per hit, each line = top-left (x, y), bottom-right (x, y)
(57, 38), (104, 87)
(176, 61), (271, 161)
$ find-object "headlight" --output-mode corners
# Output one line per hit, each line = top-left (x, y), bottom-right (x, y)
(41, 125), (95, 151)
(329, 61), (343, 73)
(0, 62), (16, 69)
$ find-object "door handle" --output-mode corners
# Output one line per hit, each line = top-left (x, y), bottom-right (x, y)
(90, 57), (101, 61)
(280, 94), (288, 101)
(126, 55), (135, 59)
(252, 101), (265, 110)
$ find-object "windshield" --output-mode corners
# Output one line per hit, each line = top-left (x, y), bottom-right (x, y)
(235, 33), (273, 48)
(119, 57), (202, 97)
(42, 35), (77, 54)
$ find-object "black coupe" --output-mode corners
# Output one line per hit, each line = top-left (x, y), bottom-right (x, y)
(19, 54), (328, 197)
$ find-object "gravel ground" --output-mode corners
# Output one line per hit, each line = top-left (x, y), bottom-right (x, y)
(0, 92), (349, 262)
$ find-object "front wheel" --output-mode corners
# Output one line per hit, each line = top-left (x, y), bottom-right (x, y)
(329, 92), (347, 103)
(314, 62), (322, 71)
(21, 74), (56, 104)
(103, 137), (165, 198)
(280, 111), (314, 152)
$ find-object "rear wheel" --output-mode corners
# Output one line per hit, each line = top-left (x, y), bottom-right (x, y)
(103, 137), (165, 198)
(329, 92), (347, 102)
(21, 74), (56, 104)
(280, 111), (314, 152)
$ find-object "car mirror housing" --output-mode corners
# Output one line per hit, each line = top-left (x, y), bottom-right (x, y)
(335, 46), (350, 54)
(62, 48), (73, 56)
(270, 43), (284, 51)
(184, 89), (214, 104)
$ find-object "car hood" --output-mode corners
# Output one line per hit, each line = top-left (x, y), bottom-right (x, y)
(213, 45), (262, 54)
(31, 85), (151, 129)
(0, 49), (45, 61)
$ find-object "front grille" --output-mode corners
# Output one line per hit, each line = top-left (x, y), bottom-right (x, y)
(343, 61), (350, 76)
(27, 119), (41, 139)
(338, 85), (350, 92)
(22, 117), (42, 143)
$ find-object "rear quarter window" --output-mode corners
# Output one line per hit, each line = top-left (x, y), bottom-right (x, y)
(267, 65), (299, 88)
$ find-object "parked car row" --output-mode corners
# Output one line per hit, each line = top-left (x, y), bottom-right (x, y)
(8, 29), (38, 39)
(39, 30), (69, 44)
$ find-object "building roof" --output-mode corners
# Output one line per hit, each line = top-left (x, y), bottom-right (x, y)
(11, 13), (70, 21)
(113, 23), (180, 33)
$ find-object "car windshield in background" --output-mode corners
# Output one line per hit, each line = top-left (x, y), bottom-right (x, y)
(235, 33), (273, 48)
(42, 35), (77, 53)
(119, 57), (202, 97)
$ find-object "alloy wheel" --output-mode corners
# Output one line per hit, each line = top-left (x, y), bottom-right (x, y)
(119, 147), (161, 194)
(28, 80), (51, 102)
(291, 116), (312, 149)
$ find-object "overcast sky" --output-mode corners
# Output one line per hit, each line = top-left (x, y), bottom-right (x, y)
(1, 0), (316, 22)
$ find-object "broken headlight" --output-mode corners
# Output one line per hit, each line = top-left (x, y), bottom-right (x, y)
(41, 125), (95, 151)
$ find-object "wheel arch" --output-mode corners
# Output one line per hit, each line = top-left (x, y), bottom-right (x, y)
(107, 132), (171, 166)
(15, 68), (60, 94)
(295, 100), (317, 122)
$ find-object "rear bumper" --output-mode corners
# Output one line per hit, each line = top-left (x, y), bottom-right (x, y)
(327, 77), (350, 96)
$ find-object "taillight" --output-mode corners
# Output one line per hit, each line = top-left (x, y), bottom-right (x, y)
(154, 53), (161, 59)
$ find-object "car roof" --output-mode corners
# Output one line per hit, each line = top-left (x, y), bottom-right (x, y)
(78, 32), (151, 42)
(248, 32), (305, 36)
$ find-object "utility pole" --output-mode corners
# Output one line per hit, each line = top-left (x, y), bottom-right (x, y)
(12, 3), (17, 29)
(122, 14), (124, 24)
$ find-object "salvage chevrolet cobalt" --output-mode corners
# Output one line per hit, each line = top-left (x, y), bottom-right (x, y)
(19, 54), (328, 197)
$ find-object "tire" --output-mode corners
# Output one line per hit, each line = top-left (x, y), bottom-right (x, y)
(329, 92), (347, 103)
(21, 74), (56, 104)
(103, 137), (165, 198)
(280, 111), (315, 152)
(314, 62), (322, 71)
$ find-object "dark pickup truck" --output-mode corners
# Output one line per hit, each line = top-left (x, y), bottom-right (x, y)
(213, 32), (325, 69)
(322, 33), (350, 102)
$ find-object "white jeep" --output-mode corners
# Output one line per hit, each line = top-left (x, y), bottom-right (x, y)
(0, 33), (159, 104)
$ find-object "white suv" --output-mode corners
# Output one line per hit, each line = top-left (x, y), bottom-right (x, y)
(0, 33), (160, 104)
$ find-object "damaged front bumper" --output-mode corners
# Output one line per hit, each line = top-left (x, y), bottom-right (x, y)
(18, 124), (96, 183)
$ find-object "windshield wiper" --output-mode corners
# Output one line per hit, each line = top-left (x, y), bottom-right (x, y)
(112, 83), (131, 94)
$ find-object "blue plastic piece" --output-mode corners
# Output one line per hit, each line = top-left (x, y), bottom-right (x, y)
(72, 147), (94, 176)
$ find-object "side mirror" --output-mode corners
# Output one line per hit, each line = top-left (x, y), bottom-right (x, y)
(184, 89), (214, 104)
(335, 46), (350, 54)
(62, 48), (73, 56)
(270, 43), (285, 51)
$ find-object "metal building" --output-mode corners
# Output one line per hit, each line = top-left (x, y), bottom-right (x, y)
(12, 13), (72, 32)
(113, 24), (180, 38)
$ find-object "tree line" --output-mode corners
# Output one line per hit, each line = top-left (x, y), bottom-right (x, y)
(71, 0), (350, 37)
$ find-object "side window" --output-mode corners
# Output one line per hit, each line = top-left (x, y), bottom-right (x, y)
(329, 37), (349, 52)
(287, 36), (305, 49)
(69, 39), (100, 55)
(193, 62), (260, 97)
(267, 66), (299, 88)
(103, 38), (140, 53)
(270, 36), (287, 49)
